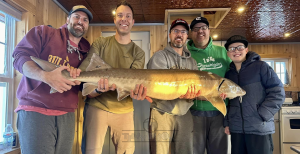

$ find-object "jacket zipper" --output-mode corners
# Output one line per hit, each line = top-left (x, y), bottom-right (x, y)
(238, 73), (245, 134)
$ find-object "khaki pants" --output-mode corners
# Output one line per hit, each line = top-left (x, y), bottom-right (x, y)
(149, 109), (193, 154)
(83, 105), (135, 154)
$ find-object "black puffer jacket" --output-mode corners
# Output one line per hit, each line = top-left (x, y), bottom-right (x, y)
(224, 51), (285, 135)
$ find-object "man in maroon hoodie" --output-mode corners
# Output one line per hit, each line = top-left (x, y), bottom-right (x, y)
(12, 5), (92, 154)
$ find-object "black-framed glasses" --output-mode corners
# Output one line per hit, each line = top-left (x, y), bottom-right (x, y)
(171, 29), (188, 34)
(192, 25), (208, 32)
(228, 45), (246, 52)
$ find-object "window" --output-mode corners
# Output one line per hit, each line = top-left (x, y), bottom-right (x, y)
(0, 11), (15, 143)
(262, 58), (289, 86)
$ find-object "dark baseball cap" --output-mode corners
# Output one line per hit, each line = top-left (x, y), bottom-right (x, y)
(69, 5), (93, 22)
(170, 18), (189, 32)
(224, 35), (248, 50)
(190, 16), (209, 30)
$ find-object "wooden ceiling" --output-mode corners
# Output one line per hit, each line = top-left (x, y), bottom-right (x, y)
(57, 0), (300, 43)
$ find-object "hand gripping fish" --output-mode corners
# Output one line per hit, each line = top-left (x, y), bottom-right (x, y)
(31, 53), (246, 116)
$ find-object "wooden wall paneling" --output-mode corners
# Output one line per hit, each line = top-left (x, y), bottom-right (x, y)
(15, 13), (26, 44)
(43, 0), (49, 25)
(131, 25), (150, 31)
(92, 26), (102, 42)
(72, 93), (86, 154)
(27, 0), (36, 6)
(259, 53), (297, 59)
(35, 0), (44, 26)
(47, 0), (58, 28)
(83, 26), (102, 44)
(56, 8), (67, 28)
(291, 57), (297, 87)
(72, 104), (79, 154)
(25, 12), (36, 32)
(100, 26), (116, 32)
(248, 45), (261, 54)
(74, 93), (86, 154)
(8, 0), (36, 13)
(150, 25), (168, 57)
(297, 44), (300, 90)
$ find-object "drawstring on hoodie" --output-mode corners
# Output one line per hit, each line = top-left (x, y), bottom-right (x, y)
(67, 40), (82, 61)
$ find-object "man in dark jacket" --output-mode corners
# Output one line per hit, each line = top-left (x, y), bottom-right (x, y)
(12, 5), (92, 154)
(224, 35), (285, 154)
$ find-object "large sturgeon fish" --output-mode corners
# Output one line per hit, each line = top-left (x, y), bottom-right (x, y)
(31, 53), (246, 116)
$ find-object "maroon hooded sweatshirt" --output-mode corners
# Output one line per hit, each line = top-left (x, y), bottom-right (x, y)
(12, 24), (90, 112)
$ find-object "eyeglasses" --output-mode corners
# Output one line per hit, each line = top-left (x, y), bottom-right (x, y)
(192, 25), (208, 32)
(227, 45), (246, 52)
(171, 29), (188, 35)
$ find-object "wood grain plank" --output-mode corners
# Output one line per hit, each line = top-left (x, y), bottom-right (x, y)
(43, 0), (49, 25)
(9, 0), (36, 13)
(259, 53), (298, 59)
(35, 0), (44, 25)
(291, 57), (297, 87)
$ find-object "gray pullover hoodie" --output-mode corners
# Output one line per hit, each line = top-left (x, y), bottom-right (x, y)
(147, 44), (198, 115)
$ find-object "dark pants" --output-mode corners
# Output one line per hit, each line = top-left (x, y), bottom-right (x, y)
(193, 113), (228, 154)
(17, 110), (75, 154)
(231, 133), (273, 154)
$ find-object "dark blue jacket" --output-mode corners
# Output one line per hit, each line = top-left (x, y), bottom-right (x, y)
(224, 51), (285, 135)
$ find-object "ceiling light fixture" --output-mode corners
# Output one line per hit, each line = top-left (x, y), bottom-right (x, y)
(112, 10), (116, 15)
(237, 7), (245, 12)
(284, 33), (290, 37)
(213, 35), (218, 38)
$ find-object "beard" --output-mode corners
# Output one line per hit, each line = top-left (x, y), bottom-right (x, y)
(171, 37), (184, 48)
(172, 42), (184, 48)
(68, 23), (85, 38)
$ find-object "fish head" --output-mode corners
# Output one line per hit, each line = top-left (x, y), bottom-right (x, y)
(218, 78), (246, 99)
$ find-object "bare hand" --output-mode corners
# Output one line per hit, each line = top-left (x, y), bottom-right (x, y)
(130, 84), (153, 103)
(96, 78), (116, 92)
(224, 126), (230, 135)
(69, 68), (81, 85)
(220, 93), (227, 100)
(43, 66), (76, 93)
(179, 85), (201, 99)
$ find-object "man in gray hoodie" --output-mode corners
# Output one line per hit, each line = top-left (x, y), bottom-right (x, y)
(147, 19), (200, 154)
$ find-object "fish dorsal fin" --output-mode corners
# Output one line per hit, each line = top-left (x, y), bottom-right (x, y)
(204, 95), (227, 116)
(86, 53), (112, 71)
(82, 83), (98, 96)
(117, 88), (130, 101)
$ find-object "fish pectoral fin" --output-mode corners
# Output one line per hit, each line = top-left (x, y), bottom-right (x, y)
(86, 53), (112, 71)
(117, 88), (130, 101)
(204, 96), (227, 116)
(82, 83), (98, 96)
(50, 88), (58, 94)
(31, 56), (59, 72)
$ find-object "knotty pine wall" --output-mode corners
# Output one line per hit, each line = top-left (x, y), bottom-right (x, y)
(8, 0), (300, 153)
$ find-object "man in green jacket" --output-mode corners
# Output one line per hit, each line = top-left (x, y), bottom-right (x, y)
(187, 16), (232, 154)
